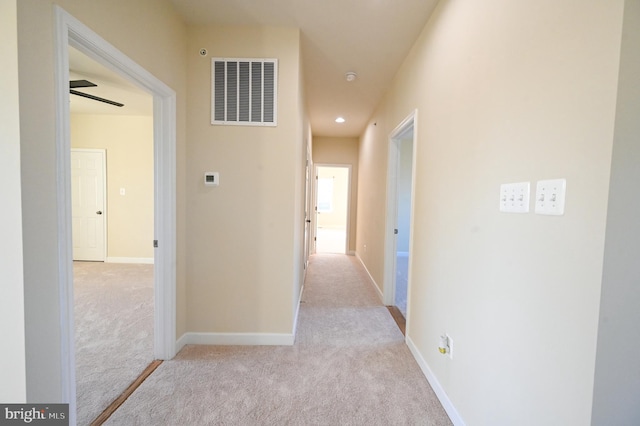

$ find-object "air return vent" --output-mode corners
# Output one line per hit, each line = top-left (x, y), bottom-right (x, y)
(212, 58), (278, 126)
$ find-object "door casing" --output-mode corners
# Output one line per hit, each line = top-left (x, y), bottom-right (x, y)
(384, 110), (418, 328)
(54, 7), (177, 422)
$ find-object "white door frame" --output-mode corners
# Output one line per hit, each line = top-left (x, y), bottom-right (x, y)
(384, 111), (418, 318)
(71, 148), (107, 261)
(313, 163), (352, 255)
(54, 6), (177, 419)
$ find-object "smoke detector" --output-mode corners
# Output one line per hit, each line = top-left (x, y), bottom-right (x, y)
(345, 72), (357, 82)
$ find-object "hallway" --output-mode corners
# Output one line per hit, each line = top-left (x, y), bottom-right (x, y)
(102, 254), (451, 425)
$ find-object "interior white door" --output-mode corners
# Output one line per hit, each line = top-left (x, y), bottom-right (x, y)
(71, 149), (106, 261)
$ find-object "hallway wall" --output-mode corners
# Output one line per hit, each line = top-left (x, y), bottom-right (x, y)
(357, 1), (624, 424)
(185, 25), (305, 336)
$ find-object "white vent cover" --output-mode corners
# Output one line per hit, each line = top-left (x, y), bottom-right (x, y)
(211, 58), (278, 126)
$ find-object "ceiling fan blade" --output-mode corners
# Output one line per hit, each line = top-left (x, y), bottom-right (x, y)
(70, 79), (97, 89)
(70, 89), (124, 107)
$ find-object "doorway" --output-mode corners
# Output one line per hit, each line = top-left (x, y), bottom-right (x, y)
(384, 111), (417, 321)
(314, 165), (351, 254)
(54, 7), (177, 422)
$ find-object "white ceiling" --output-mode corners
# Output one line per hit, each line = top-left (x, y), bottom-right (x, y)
(69, 0), (440, 136)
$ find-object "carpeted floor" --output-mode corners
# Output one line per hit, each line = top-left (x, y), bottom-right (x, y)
(104, 254), (451, 425)
(73, 261), (154, 426)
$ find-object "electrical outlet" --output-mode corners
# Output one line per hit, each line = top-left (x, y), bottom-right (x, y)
(500, 182), (530, 213)
(535, 179), (566, 215)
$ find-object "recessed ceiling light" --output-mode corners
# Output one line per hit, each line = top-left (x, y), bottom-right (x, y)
(345, 72), (357, 82)
(335, 117), (346, 123)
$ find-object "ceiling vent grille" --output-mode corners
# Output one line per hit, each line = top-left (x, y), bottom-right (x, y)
(212, 58), (278, 126)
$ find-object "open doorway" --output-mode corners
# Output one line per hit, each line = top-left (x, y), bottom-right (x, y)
(314, 165), (351, 254)
(54, 7), (176, 423)
(68, 45), (156, 423)
(384, 111), (417, 324)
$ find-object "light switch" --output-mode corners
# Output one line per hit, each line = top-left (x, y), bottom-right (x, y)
(120, 188), (126, 196)
(535, 179), (566, 215)
(500, 182), (530, 213)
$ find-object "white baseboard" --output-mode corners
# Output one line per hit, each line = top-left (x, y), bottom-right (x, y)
(354, 251), (384, 303)
(292, 283), (305, 342)
(175, 332), (295, 353)
(347, 250), (356, 256)
(406, 336), (466, 426)
(106, 257), (154, 264)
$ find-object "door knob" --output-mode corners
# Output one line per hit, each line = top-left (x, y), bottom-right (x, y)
(96, 211), (103, 215)
(306, 220), (311, 223)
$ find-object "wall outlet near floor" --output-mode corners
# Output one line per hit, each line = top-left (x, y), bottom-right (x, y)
(439, 334), (453, 359)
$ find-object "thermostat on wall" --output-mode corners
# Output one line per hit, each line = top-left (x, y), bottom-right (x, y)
(204, 172), (219, 186)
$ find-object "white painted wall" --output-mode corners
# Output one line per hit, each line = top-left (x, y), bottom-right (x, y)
(0, 0), (26, 403)
(357, 1), (624, 424)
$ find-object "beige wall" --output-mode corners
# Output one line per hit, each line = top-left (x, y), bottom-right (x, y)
(592, 1), (640, 424)
(312, 137), (358, 253)
(71, 114), (154, 260)
(357, 1), (624, 424)
(0, 0), (26, 403)
(186, 25), (304, 334)
(17, 0), (188, 402)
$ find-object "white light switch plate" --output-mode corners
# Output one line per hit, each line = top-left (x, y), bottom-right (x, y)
(535, 179), (566, 215)
(500, 182), (530, 213)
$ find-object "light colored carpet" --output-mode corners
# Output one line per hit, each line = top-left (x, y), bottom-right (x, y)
(105, 254), (452, 425)
(73, 261), (154, 426)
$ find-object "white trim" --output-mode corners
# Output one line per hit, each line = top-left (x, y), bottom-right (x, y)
(177, 332), (295, 349)
(354, 252), (384, 303)
(396, 251), (409, 258)
(106, 257), (155, 264)
(406, 336), (466, 426)
(54, 7), (177, 420)
(291, 283), (305, 342)
(384, 110), (418, 311)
